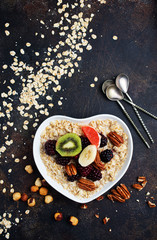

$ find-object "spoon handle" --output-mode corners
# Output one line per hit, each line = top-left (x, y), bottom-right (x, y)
(125, 93), (154, 143)
(123, 98), (157, 120)
(117, 100), (150, 148)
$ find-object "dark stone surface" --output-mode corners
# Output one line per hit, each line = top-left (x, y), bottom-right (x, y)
(0, 0), (157, 240)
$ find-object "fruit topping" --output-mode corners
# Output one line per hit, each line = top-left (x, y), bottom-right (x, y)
(100, 149), (113, 163)
(78, 145), (97, 167)
(80, 136), (91, 149)
(56, 133), (82, 157)
(100, 134), (107, 147)
(82, 126), (100, 148)
(56, 156), (71, 166)
(77, 164), (93, 177)
(87, 168), (102, 181)
(45, 140), (57, 156)
(67, 174), (80, 182)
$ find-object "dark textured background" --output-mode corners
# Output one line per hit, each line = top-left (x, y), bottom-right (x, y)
(0, 0), (157, 240)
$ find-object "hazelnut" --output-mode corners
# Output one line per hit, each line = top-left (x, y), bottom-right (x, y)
(39, 187), (48, 196)
(69, 216), (78, 226)
(54, 212), (63, 221)
(35, 177), (42, 187)
(25, 165), (33, 174)
(41, 179), (49, 187)
(27, 197), (36, 207)
(30, 185), (39, 193)
(13, 192), (21, 201)
(45, 195), (53, 204)
(21, 193), (28, 202)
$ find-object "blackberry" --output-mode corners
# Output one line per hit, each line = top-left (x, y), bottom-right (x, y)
(100, 134), (107, 147)
(56, 156), (71, 166)
(77, 164), (93, 177)
(100, 149), (113, 163)
(87, 168), (102, 181)
(67, 173), (80, 182)
(80, 136), (91, 149)
(45, 140), (56, 156)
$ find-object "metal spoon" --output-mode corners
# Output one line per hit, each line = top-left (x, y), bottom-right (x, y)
(116, 73), (154, 143)
(105, 84), (150, 148)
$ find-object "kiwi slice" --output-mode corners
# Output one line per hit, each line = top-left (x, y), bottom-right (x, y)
(56, 133), (82, 157)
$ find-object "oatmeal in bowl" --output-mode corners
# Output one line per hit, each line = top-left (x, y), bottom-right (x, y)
(33, 115), (133, 203)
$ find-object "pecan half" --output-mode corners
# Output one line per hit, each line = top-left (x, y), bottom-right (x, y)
(103, 217), (110, 224)
(147, 201), (156, 208)
(65, 163), (77, 176)
(107, 131), (124, 147)
(111, 194), (125, 203)
(116, 186), (129, 199)
(120, 184), (131, 199)
(93, 151), (106, 171)
(132, 184), (143, 191)
(107, 194), (114, 202)
(141, 180), (147, 188)
(111, 189), (122, 198)
(78, 178), (96, 191)
(138, 176), (146, 182)
(96, 195), (104, 201)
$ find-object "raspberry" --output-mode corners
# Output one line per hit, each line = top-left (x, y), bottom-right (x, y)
(100, 134), (107, 147)
(100, 149), (113, 163)
(77, 164), (93, 177)
(80, 136), (90, 149)
(67, 174), (80, 182)
(56, 156), (71, 166)
(87, 168), (102, 181)
(45, 140), (56, 156)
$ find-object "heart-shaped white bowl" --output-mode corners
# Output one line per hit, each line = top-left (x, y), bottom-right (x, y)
(33, 114), (133, 203)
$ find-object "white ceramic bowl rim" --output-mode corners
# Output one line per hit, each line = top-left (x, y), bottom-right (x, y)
(33, 114), (133, 203)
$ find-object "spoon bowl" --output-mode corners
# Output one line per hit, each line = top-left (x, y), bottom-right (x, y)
(106, 84), (124, 101)
(116, 73), (129, 93)
(102, 79), (114, 94)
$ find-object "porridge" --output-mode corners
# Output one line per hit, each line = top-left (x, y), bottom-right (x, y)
(40, 119), (128, 199)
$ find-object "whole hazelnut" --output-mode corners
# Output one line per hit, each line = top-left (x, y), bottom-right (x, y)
(69, 216), (78, 226)
(41, 179), (49, 187)
(21, 193), (28, 202)
(35, 178), (42, 187)
(54, 212), (63, 221)
(13, 192), (21, 201)
(30, 185), (39, 193)
(39, 187), (48, 196)
(45, 195), (53, 204)
(27, 197), (36, 207)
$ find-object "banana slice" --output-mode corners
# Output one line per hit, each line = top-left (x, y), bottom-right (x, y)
(78, 145), (97, 167)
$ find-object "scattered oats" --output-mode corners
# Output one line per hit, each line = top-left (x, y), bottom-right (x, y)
(0, 180), (4, 184)
(23, 156), (27, 160)
(33, 123), (38, 128)
(8, 169), (12, 173)
(113, 35), (118, 40)
(2, 65), (8, 70)
(48, 103), (54, 108)
(94, 77), (98, 82)
(5, 30), (10, 36)
(25, 210), (30, 215)
(46, 96), (52, 100)
(2, 188), (6, 193)
(91, 34), (97, 39)
(90, 83), (95, 88)
(10, 79), (15, 84)
(109, 229), (112, 232)
(146, 192), (150, 196)
(136, 199), (140, 202)
(10, 51), (16, 56)
(58, 100), (62, 106)
(15, 218), (19, 224)
(25, 165), (33, 174)
(51, 30), (55, 35)
(35, 52), (40, 56)
(14, 158), (20, 163)
(40, 20), (45, 25)
(23, 125), (28, 130)
(5, 23), (10, 28)
(41, 34), (45, 38)
(10, 188), (14, 193)
(20, 49), (25, 54)
(5, 232), (10, 239)
(86, 44), (92, 51)
(26, 42), (31, 47)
